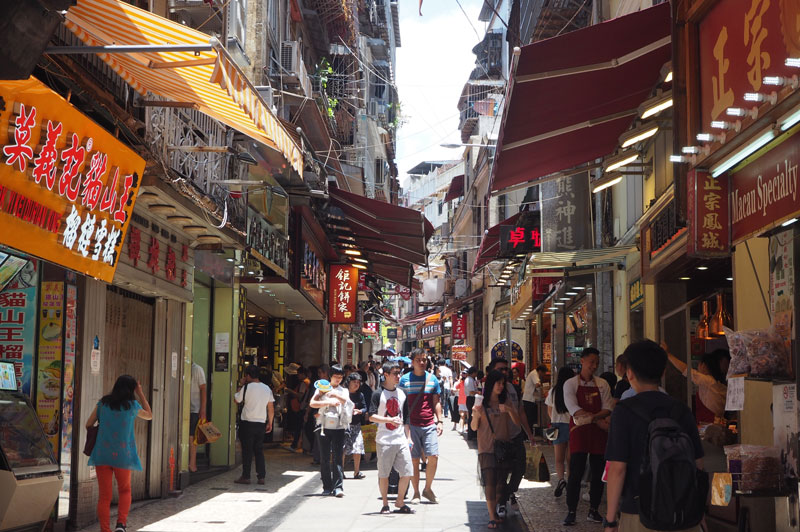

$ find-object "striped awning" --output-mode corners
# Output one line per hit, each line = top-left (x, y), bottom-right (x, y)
(526, 245), (637, 270)
(63, 0), (303, 175)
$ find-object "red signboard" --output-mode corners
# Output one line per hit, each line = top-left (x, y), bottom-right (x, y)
(363, 321), (379, 336)
(699, 0), (797, 134)
(452, 315), (467, 340)
(687, 169), (730, 257)
(730, 131), (800, 244)
(397, 285), (411, 300)
(328, 265), (358, 323)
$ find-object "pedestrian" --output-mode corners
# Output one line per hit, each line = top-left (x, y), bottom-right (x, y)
(562, 347), (614, 526)
(306, 365), (329, 465)
(369, 361), (415, 515)
(604, 340), (706, 532)
(511, 364), (524, 397)
(545, 366), (575, 497)
(188, 362), (207, 472)
(282, 364), (307, 453)
(612, 354), (631, 404)
(486, 357), (534, 517)
(464, 366), (479, 440)
(233, 364), (275, 485)
(344, 372), (366, 479)
(86, 375), (153, 532)
(522, 365), (545, 438)
(438, 359), (453, 419)
(665, 345), (729, 424)
(399, 348), (444, 504)
(309, 364), (352, 497)
(470, 370), (520, 529)
(453, 370), (467, 431)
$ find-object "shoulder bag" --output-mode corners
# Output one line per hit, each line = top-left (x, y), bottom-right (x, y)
(485, 408), (515, 464)
(236, 383), (248, 439)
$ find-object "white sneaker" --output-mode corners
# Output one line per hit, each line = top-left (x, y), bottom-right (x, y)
(496, 504), (507, 519)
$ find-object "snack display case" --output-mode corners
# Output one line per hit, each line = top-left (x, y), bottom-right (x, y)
(0, 362), (62, 532)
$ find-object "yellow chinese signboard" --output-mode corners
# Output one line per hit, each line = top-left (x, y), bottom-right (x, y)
(0, 77), (145, 283)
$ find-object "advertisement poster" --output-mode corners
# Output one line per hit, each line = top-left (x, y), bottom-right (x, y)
(37, 281), (64, 452)
(0, 260), (38, 396)
(59, 283), (77, 517)
(770, 230), (795, 347)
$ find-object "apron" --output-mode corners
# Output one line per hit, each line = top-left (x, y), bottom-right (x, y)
(569, 378), (608, 455)
(694, 392), (716, 424)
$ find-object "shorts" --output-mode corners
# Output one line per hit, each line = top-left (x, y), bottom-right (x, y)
(409, 424), (439, 459)
(551, 422), (570, 445)
(377, 443), (414, 478)
(344, 424), (364, 455)
(619, 512), (702, 532)
(458, 403), (468, 412)
(190, 412), (200, 442)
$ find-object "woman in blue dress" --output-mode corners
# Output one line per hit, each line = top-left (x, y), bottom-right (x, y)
(85, 375), (152, 532)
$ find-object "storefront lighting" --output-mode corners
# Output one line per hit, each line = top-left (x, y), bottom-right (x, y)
(278, 301), (285, 305)
(548, 307), (558, 310)
(247, 271), (255, 275)
(603, 151), (639, 172)
(573, 286), (585, 290)
(619, 123), (659, 148)
(670, 155), (690, 163)
(352, 257), (368, 264)
(591, 172), (623, 194)
(566, 291), (578, 296)
(352, 263), (367, 269)
(559, 297), (571, 301)
(640, 92), (673, 119)
(744, 91), (777, 104)
(237, 264), (244, 269)
(664, 71), (673, 83)
(711, 129), (775, 178)
(554, 302), (565, 306)
(763, 75), (799, 88)
(344, 249), (362, 256)
(682, 146), (700, 154)
(726, 107), (758, 119)
(711, 120), (741, 133)
(226, 258), (234, 262)
(696, 266), (708, 270)
(779, 105), (800, 131)
(782, 218), (798, 227)
(248, 313), (255, 318)
(696, 132), (724, 143)
(679, 276), (690, 280)
(726, 277), (733, 281)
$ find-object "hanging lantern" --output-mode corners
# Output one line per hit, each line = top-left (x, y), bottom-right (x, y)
(696, 300), (711, 339)
(709, 292), (732, 337)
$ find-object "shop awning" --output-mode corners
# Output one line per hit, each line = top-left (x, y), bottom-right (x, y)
(526, 245), (637, 270)
(471, 213), (521, 274)
(63, 0), (303, 175)
(401, 309), (442, 324)
(490, 3), (671, 193)
(444, 174), (465, 202)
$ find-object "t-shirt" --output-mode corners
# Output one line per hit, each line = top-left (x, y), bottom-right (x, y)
(456, 380), (467, 405)
(464, 376), (478, 396)
(369, 387), (410, 445)
(544, 390), (571, 424)
(311, 385), (351, 430)
(234, 382), (275, 423)
(349, 390), (366, 425)
(190, 363), (207, 414)
(89, 400), (143, 471)
(504, 382), (522, 438)
(522, 369), (541, 402)
(563, 374), (614, 416)
(477, 406), (513, 454)
(613, 378), (631, 400)
(399, 371), (441, 427)
(438, 365), (453, 390)
(605, 391), (704, 515)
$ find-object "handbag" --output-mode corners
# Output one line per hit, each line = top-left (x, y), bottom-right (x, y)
(525, 443), (551, 482)
(194, 419), (222, 445)
(544, 425), (559, 441)
(485, 409), (515, 464)
(83, 424), (98, 457)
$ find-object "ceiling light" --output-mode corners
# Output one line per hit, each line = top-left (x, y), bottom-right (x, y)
(344, 249), (362, 256)
(352, 257), (368, 264)
(786, 57), (800, 67)
(782, 217), (798, 227)
(682, 146), (700, 154)
(573, 286), (585, 290)
(696, 132), (723, 143)
(779, 104), (800, 131)
(247, 271), (255, 275)
(664, 71), (673, 83)
(763, 75), (799, 88)
(566, 291), (578, 296)
(670, 155), (689, 163)
(620, 123), (659, 148)
(696, 266), (708, 271)
(726, 107), (758, 119)
(548, 307), (558, 310)
(679, 276), (691, 281)
(278, 301), (285, 304)
(711, 129), (775, 177)
(604, 151), (639, 172)
(352, 263), (367, 269)
(237, 265), (244, 269)
(554, 302), (565, 306)
(591, 172), (624, 194)
(640, 92), (673, 119)
(727, 277), (733, 281)
(248, 313), (255, 318)
(744, 91), (777, 104)
(226, 258), (234, 262)
(559, 297), (571, 301)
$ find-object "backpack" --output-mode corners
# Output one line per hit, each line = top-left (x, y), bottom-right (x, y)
(621, 400), (709, 531)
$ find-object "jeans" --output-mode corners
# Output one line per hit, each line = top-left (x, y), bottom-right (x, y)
(523, 400), (538, 438)
(441, 389), (451, 417)
(96, 466), (131, 532)
(566, 452), (605, 511)
(239, 421), (266, 479)
(317, 428), (345, 492)
(288, 410), (303, 448)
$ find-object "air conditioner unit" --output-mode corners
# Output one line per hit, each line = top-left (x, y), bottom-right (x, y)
(367, 101), (378, 116)
(280, 41), (301, 83)
(255, 86), (274, 106)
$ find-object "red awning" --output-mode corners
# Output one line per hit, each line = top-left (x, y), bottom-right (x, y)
(472, 213), (521, 274)
(444, 174), (465, 202)
(401, 309), (442, 324)
(491, 3), (671, 193)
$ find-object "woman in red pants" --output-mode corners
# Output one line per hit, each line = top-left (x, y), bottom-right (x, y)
(85, 375), (153, 532)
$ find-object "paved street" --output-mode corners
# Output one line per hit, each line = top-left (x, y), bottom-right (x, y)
(77, 424), (608, 532)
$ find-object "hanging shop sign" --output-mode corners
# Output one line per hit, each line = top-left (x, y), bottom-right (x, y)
(0, 78), (145, 283)
(511, 277), (534, 320)
(328, 265), (358, 323)
(698, 0), (797, 135)
(640, 194), (687, 281)
(247, 208), (288, 277)
(386, 328), (397, 339)
(452, 315), (468, 340)
(363, 321), (380, 337)
(300, 239), (327, 311)
(419, 321), (443, 339)
(499, 212), (542, 256)
(404, 324), (418, 340)
(629, 278), (643, 310)
(688, 169), (730, 257)
(729, 131), (800, 244)
(491, 340), (522, 361)
(397, 285), (411, 300)
(541, 172), (592, 252)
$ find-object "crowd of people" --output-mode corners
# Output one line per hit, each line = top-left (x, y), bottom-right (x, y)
(84, 339), (727, 532)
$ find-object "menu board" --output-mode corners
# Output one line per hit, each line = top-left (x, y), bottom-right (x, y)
(0, 361), (16, 390)
(36, 281), (64, 452)
(0, 260), (38, 396)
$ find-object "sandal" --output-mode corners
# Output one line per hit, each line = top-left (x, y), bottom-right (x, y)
(488, 520), (498, 529)
(393, 505), (415, 514)
(353, 472), (365, 479)
(380, 505), (391, 514)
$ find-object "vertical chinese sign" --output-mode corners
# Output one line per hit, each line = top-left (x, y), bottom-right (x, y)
(687, 169), (730, 257)
(328, 265), (358, 324)
(37, 281), (64, 452)
(0, 78), (145, 283)
(541, 172), (592, 252)
(452, 315), (468, 340)
(0, 263), (37, 396)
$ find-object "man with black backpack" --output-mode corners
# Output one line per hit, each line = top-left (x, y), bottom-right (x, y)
(604, 340), (707, 532)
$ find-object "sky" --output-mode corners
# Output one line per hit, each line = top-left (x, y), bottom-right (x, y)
(394, 0), (485, 189)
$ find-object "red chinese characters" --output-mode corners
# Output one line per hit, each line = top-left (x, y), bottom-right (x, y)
(508, 227), (526, 248)
(165, 247), (177, 281)
(3, 104), (36, 172)
(59, 134), (87, 202)
(147, 236), (160, 274)
(128, 227), (141, 266)
(452, 315), (467, 339)
(32, 120), (62, 190)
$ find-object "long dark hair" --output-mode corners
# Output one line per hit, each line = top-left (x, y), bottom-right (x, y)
(484, 370), (508, 406)
(554, 367), (575, 415)
(703, 348), (731, 385)
(100, 375), (137, 411)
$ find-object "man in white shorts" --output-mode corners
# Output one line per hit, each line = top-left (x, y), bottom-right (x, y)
(369, 361), (415, 514)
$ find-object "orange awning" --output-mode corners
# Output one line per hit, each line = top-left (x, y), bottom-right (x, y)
(63, 0), (303, 175)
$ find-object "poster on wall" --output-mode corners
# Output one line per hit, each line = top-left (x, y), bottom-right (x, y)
(769, 230), (795, 345)
(0, 259), (37, 396)
(37, 281), (64, 452)
(59, 283), (77, 517)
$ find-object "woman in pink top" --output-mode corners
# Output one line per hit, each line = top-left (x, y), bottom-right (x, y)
(452, 371), (468, 432)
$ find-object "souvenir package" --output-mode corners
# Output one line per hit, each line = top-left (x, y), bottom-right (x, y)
(724, 444), (781, 492)
(724, 327), (790, 378)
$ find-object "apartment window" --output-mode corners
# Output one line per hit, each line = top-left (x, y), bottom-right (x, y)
(438, 200), (444, 216)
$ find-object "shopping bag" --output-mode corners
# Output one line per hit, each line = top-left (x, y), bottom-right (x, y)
(194, 419), (222, 445)
(525, 444), (550, 482)
(361, 423), (377, 454)
(83, 424), (99, 457)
